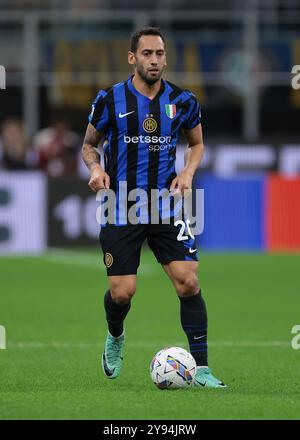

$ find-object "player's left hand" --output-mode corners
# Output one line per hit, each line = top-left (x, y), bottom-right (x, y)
(170, 171), (193, 196)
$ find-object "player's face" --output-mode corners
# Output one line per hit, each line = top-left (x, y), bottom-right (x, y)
(129, 35), (167, 85)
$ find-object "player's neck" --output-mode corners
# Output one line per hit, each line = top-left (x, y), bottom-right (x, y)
(131, 74), (162, 100)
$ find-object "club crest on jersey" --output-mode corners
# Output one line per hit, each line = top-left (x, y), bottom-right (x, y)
(143, 117), (157, 133)
(165, 104), (176, 119)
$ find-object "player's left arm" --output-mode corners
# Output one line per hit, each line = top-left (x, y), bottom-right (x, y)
(170, 123), (204, 194)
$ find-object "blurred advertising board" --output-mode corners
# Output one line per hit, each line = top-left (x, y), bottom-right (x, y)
(1, 171), (300, 254)
(0, 172), (46, 254)
(48, 177), (99, 248)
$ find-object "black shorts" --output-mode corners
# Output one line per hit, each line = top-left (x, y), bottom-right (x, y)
(99, 222), (198, 276)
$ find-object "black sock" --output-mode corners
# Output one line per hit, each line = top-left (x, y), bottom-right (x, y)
(104, 290), (131, 337)
(179, 290), (208, 366)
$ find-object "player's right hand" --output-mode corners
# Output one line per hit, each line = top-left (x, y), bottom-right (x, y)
(88, 164), (110, 191)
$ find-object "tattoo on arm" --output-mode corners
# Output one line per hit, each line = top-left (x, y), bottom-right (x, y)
(82, 123), (103, 170)
(82, 145), (100, 171)
(83, 123), (102, 146)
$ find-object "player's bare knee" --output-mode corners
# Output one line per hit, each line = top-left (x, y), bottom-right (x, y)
(110, 282), (136, 304)
(111, 290), (135, 305)
(175, 272), (198, 297)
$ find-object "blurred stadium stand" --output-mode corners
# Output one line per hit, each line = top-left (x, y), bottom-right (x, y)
(0, 0), (299, 253)
(1, 0), (300, 139)
(1, 0), (300, 12)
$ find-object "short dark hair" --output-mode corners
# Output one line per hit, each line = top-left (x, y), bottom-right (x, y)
(130, 27), (166, 53)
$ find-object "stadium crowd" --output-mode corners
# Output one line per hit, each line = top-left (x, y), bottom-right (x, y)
(0, 118), (80, 176)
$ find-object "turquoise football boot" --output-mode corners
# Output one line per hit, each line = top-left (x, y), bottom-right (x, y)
(102, 331), (125, 379)
(193, 367), (227, 388)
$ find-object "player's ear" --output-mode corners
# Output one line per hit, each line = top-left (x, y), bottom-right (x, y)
(128, 51), (135, 65)
(163, 50), (167, 67)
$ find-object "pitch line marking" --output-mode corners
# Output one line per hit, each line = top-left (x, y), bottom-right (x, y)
(6, 341), (291, 349)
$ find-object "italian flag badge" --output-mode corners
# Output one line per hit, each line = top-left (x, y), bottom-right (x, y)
(165, 104), (176, 119)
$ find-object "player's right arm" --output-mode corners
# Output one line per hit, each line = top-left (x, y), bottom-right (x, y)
(82, 90), (110, 191)
(82, 123), (110, 191)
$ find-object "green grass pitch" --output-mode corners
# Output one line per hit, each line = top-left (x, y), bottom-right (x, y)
(0, 248), (300, 420)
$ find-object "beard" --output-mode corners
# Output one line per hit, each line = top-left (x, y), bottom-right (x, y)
(136, 64), (162, 85)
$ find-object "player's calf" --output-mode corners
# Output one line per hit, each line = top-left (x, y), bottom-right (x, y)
(179, 290), (208, 367)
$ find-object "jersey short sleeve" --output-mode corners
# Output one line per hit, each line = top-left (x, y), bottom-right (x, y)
(181, 92), (201, 130)
(88, 90), (110, 133)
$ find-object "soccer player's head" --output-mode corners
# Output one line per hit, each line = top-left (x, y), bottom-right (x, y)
(128, 27), (167, 85)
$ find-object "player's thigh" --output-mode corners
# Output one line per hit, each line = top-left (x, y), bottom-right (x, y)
(147, 222), (198, 265)
(99, 225), (146, 276)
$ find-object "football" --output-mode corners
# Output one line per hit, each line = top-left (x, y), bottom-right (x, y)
(150, 346), (196, 389)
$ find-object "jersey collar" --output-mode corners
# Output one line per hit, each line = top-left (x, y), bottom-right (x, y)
(127, 75), (166, 102)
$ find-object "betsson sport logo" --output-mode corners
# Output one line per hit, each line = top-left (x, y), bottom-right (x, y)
(124, 115), (172, 151)
(123, 134), (172, 151)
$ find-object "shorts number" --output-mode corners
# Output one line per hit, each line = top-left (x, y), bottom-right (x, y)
(175, 219), (195, 241)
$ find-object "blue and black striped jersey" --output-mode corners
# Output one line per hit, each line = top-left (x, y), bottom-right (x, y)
(88, 75), (201, 193)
